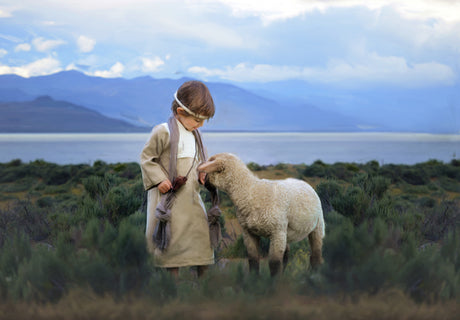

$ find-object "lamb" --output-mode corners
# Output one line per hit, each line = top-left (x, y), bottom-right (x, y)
(197, 152), (325, 276)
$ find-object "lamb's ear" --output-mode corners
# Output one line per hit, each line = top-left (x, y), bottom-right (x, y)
(198, 159), (223, 173)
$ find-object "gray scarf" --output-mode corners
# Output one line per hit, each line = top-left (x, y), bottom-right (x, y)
(153, 116), (221, 251)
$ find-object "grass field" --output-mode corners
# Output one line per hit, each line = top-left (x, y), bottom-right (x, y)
(0, 158), (459, 318)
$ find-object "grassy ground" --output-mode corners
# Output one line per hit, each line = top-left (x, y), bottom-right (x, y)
(0, 159), (459, 318)
(0, 287), (458, 320)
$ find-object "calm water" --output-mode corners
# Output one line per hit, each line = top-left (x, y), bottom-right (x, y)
(0, 132), (459, 165)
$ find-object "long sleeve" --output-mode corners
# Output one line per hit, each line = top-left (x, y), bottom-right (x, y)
(140, 123), (170, 191)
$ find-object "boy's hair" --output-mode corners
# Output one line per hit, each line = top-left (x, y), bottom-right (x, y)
(172, 81), (215, 119)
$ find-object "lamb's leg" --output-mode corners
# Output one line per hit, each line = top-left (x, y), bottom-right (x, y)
(283, 244), (290, 271)
(268, 231), (287, 277)
(308, 224), (324, 269)
(242, 229), (260, 274)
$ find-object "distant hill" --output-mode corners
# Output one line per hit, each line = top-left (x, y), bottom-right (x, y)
(0, 70), (457, 133)
(0, 71), (364, 132)
(0, 96), (149, 133)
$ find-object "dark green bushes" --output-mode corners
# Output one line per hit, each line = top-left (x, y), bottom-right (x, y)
(299, 159), (460, 302)
(0, 158), (459, 305)
(0, 159), (151, 302)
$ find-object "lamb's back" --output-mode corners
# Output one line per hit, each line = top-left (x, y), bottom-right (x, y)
(276, 178), (323, 242)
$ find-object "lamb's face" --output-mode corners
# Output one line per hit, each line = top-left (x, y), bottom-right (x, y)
(197, 152), (237, 190)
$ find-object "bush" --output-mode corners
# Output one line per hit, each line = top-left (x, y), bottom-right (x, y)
(11, 245), (70, 303)
(247, 162), (263, 171)
(44, 165), (72, 185)
(422, 199), (460, 242)
(352, 173), (390, 199)
(0, 233), (31, 279)
(303, 160), (328, 178)
(398, 245), (459, 302)
(222, 235), (247, 258)
(315, 179), (343, 214)
(0, 200), (50, 243)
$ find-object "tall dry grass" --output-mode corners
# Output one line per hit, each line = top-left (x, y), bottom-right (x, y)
(0, 288), (457, 320)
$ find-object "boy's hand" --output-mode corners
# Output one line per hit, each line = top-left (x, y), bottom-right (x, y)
(199, 172), (207, 185)
(158, 179), (172, 193)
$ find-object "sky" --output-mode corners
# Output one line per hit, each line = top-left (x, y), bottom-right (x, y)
(0, 0), (459, 91)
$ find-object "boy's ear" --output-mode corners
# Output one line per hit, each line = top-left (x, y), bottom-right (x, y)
(176, 107), (186, 116)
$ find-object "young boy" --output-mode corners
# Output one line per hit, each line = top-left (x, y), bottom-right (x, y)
(140, 80), (216, 278)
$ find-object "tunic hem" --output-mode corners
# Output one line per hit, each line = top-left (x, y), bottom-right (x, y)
(153, 257), (215, 268)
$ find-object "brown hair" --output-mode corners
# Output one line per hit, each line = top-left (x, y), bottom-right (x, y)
(171, 80), (215, 119)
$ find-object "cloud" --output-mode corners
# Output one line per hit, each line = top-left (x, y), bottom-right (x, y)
(32, 37), (66, 52)
(141, 56), (165, 72)
(0, 6), (14, 18)
(189, 53), (456, 88)
(0, 57), (61, 77)
(213, 0), (460, 23)
(14, 43), (31, 52)
(0, 49), (7, 58)
(92, 62), (124, 78)
(0, 33), (22, 43)
(77, 35), (96, 53)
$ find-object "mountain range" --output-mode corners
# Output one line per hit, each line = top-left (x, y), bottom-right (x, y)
(0, 96), (146, 133)
(0, 70), (458, 133)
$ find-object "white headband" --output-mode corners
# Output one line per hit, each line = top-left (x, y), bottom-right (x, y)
(174, 91), (209, 120)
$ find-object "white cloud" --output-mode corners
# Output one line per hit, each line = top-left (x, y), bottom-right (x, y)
(0, 49), (7, 58)
(141, 56), (165, 72)
(92, 62), (124, 78)
(0, 33), (22, 43)
(32, 37), (65, 52)
(15, 43), (31, 52)
(77, 35), (96, 53)
(212, 0), (460, 23)
(0, 57), (61, 77)
(189, 53), (456, 88)
(0, 6), (14, 18)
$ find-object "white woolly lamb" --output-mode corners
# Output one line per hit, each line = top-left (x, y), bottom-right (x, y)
(198, 152), (325, 276)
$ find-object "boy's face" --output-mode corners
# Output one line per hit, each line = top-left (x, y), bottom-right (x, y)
(176, 108), (205, 131)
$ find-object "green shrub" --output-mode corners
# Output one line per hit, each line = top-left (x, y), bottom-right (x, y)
(73, 250), (116, 295)
(144, 269), (177, 302)
(332, 186), (370, 224)
(398, 245), (458, 302)
(401, 167), (430, 185)
(76, 196), (106, 221)
(361, 160), (380, 175)
(104, 183), (143, 225)
(247, 162), (263, 171)
(0, 233), (31, 278)
(82, 175), (110, 200)
(11, 246), (70, 303)
(303, 160), (328, 178)
(329, 162), (358, 181)
(44, 166), (72, 185)
(36, 196), (54, 208)
(0, 200), (50, 242)
(315, 179), (343, 213)
(352, 173), (391, 199)
(222, 235), (247, 258)
(422, 199), (460, 242)
(113, 162), (142, 179)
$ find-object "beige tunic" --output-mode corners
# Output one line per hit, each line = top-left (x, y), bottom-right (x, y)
(140, 119), (214, 267)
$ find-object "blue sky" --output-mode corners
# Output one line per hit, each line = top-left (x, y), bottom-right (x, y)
(0, 0), (459, 90)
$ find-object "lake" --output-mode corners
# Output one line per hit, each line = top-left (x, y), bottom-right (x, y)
(0, 132), (459, 165)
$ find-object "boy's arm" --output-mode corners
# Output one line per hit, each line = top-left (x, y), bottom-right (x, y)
(140, 124), (170, 191)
